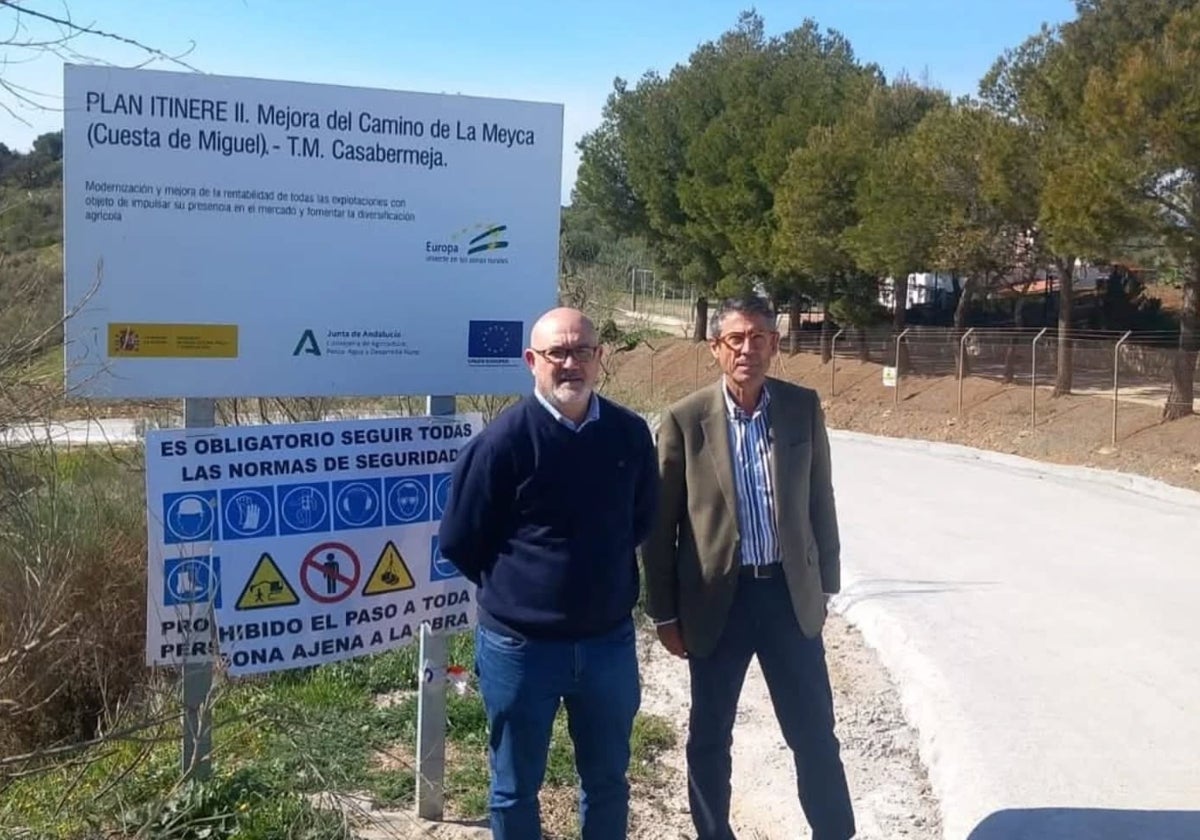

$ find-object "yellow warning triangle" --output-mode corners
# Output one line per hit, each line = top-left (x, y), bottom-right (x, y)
(236, 553), (300, 610)
(363, 540), (416, 596)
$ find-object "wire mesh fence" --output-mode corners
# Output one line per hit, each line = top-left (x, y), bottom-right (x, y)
(598, 324), (1198, 446)
(567, 266), (1196, 444)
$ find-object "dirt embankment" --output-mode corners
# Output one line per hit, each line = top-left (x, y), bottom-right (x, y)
(603, 338), (1200, 494)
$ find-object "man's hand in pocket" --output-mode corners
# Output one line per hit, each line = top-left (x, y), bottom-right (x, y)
(655, 621), (687, 658)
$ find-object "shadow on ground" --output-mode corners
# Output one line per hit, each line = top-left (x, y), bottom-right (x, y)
(968, 808), (1200, 840)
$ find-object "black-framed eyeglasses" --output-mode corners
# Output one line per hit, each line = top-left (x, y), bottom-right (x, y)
(532, 345), (599, 364)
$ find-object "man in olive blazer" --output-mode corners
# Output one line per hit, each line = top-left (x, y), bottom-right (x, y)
(641, 295), (855, 840)
(643, 375), (839, 656)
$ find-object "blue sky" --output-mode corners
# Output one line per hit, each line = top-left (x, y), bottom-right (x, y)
(1, 0), (1075, 203)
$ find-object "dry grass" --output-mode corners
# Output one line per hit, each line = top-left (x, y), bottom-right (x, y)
(0, 443), (150, 762)
(0, 261), (152, 776)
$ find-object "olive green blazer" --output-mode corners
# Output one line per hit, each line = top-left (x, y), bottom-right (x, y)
(640, 376), (841, 658)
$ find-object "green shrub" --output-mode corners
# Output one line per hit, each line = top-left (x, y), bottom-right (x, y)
(114, 765), (352, 840)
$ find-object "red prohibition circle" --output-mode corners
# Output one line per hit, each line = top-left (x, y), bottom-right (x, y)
(301, 541), (360, 604)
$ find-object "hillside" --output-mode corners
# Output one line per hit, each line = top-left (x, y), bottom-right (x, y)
(601, 338), (1200, 494)
(0, 132), (63, 368)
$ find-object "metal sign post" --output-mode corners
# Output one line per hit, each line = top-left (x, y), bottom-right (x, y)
(894, 328), (911, 407)
(830, 328), (844, 396)
(181, 397), (215, 781)
(1031, 327), (1049, 427)
(1112, 330), (1132, 446)
(957, 327), (976, 415)
(416, 394), (456, 819)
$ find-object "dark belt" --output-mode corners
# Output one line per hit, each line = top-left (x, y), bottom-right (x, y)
(740, 562), (782, 579)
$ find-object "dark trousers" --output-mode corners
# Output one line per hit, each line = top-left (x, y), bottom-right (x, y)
(686, 569), (855, 840)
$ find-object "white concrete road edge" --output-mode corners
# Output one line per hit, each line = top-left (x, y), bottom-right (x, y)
(0, 417), (144, 448)
(825, 429), (1200, 840)
(828, 428), (1200, 510)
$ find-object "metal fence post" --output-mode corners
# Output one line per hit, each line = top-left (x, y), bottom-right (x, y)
(894, 327), (911, 407)
(957, 327), (976, 416)
(830, 328), (844, 396)
(181, 397), (215, 782)
(416, 394), (456, 820)
(1031, 327), (1049, 428)
(1112, 330), (1132, 447)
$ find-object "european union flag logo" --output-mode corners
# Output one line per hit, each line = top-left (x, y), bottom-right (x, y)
(468, 320), (523, 359)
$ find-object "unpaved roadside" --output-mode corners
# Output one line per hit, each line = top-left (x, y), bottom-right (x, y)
(354, 612), (941, 839)
(635, 613), (942, 840)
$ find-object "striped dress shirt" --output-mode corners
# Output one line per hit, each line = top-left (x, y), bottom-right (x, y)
(722, 384), (780, 567)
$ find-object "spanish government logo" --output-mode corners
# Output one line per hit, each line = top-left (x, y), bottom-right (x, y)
(108, 323), (238, 358)
(114, 327), (140, 353)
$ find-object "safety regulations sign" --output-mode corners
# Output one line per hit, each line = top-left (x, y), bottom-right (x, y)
(62, 64), (562, 398)
(144, 413), (481, 676)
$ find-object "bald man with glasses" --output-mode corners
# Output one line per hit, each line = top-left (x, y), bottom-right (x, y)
(438, 306), (659, 840)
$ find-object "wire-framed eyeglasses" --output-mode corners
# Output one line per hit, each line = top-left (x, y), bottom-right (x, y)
(712, 330), (776, 352)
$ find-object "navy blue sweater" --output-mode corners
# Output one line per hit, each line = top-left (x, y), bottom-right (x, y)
(436, 393), (658, 640)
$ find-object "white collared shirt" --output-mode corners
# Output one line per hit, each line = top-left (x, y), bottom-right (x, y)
(533, 388), (600, 432)
(722, 382), (780, 566)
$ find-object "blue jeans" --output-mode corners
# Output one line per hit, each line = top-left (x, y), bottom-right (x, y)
(686, 572), (855, 840)
(474, 616), (641, 840)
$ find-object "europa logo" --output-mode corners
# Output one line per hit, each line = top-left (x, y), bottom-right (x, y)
(454, 221), (512, 252)
(425, 221), (511, 263)
(460, 223), (509, 255)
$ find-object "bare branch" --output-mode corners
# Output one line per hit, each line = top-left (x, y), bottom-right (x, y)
(1141, 186), (1195, 230)
(0, 0), (200, 121)
(0, 620), (70, 669)
(0, 1), (200, 72)
(0, 712), (169, 768)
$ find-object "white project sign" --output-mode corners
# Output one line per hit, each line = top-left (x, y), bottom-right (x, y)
(62, 64), (563, 398)
(145, 414), (480, 676)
